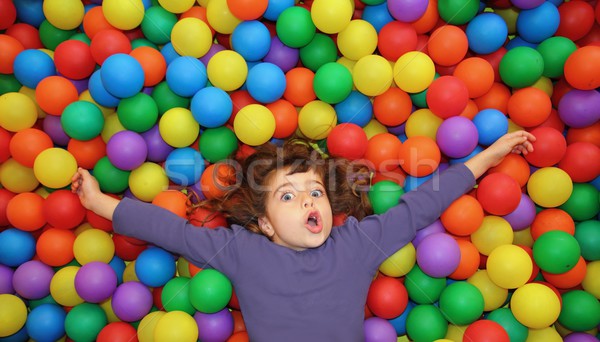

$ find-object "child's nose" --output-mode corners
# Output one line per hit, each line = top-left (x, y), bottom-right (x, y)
(303, 194), (314, 208)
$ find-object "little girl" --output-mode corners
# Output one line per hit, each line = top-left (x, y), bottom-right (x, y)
(72, 131), (535, 341)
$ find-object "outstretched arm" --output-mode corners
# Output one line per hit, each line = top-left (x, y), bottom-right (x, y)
(71, 168), (120, 220)
(465, 130), (536, 179)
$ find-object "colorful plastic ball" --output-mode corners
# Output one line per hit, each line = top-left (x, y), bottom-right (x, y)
(499, 47), (544, 88)
(96, 322), (137, 342)
(416, 232), (461, 277)
(472, 109), (509, 146)
(36, 228), (76, 267)
(246, 62), (287, 104)
(154, 310), (199, 342)
(326, 123), (368, 160)
(558, 89), (600, 128)
(0, 294), (27, 338)
(441, 195), (484, 236)
(535, 36), (577, 79)
(101, 0), (144, 30)
(74, 261), (117, 303)
(129, 162), (169, 202)
(436, 116), (479, 159)
(477, 172), (522, 215)
(106, 130), (148, 171)
(0, 92), (36, 133)
(364, 133), (402, 172)
(190, 87), (231, 129)
(230, 20), (270, 62)
(516, 2), (560, 44)
(559, 142), (600, 183)
(439, 281), (485, 325)
(486, 244), (533, 289)
(74, 228), (115, 265)
(159, 107), (200, 148)
(453, 58), (495, 100)
(206, 50), (247, 92)
(557, 1), (595, 41)
(393, 51), (435, 93)
(136, 311), (165, 341)
(33, 148), (77, 189)
(111, 281), (153, 322)
(164, 147), (205, 186)
(404, 264), (446, 304)
(471, 216), (514, 256)
(13, 260), (53, 300)
(337, 19), (378, 61)
(233, 104), (276, 145)
(378, 243), (416, 278)
(575, 220), (600, 261)
(363, 317), (397, 342)
(510, 283), (561, 329)
(25, 304), (66, 342)
(0, 264), (13, 294)
(100, 53), (145, 98)
(194, 308), (234, 342)
(12, 49), (56, 89)
(533, 230), (581, 274)
(466, 13), (508, 54)
(275, 6), (315, 48)
(563, 45), (600, 90)
(135, 247), (176, 287)
(42, 0), (83, 31)
(61, 100), (105, 141)
(406, 304), (448, 342)
(313, 62), (353, 104)
(43, 190), (86, 230)
(527, 167), (573, 208)
(189, 269), (232, 313)
(387, 0), (428, 22)
(559, 183), (600, 221)
(142, 124), (174, 163)
(367, 276), (408, 319)
(334, 91), (373, 127)
(64, 303), (107, 341)
(564, 333), (600, 342)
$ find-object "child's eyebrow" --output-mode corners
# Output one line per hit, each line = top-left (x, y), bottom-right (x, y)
(272, 180), (325, 197)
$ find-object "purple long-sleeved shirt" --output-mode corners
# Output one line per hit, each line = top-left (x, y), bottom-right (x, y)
(113, 163), (475, 341)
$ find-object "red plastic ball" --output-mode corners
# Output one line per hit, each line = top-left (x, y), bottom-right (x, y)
(366, 275), (408, 319)
(90, 29), (132, 65)
(326, 123), (368, 160)
(426, 76), (469, 119)
(97, 322), (138, 342)
(188, 207), (228, 229)
(67, 136), (107, 170)
(112, 233), (147, 261)
(0, 34), (24, 74)
(43, 190), (86, 230)
(530, 208), (575, 240)
(267, 99), (298, 139)
(0, 188), (16, 227)
(476, 172), (522, 216)
(377, 21), (418, 62)
(463, 320), (510, 342)
(0, 0), (16, 30)
(5, 23), (42, 49)
(558, 142), (600, 182)
(87, 209), (113, 232)
(54, 40), (97, 80)
(525, 127), (567, 167)
(9, 128), (53, 168)
(556, 1), (595, 41)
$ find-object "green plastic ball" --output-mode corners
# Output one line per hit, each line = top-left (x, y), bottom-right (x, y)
(93, 157), (131, 194)
(64, 303), (107, 342)
(141, 6), (178, 45)
(275, 6), (316, 48)
(131, 38), (158, 50)
(406, 304), (448, 342)
(313, 62), (353, 104)
(559, 183), (600, 221)
(439, 281), (485, 325)
(405, 264), (447, 304)
(487, 308), (528, 342)
(574, 220), (600, 261)
(299, 33), (338, 72)
(198, 126), (238, 163)
(189, 269), (232, 314)
(61, 101), (105, 141)
(0, 74), (22, 95)
(533, 230), (581, 274)
(39, 20), (76, 50)
(499, 46), (544, 88)
(536, 36), (577, 79)
(368, 180), (405, 215)
(151, 81), (190, 115)
(558, 290), (600, 331)
(438, 0), (480, 25)
(117, 93), (159, 133)
(161, 277), (195, 315)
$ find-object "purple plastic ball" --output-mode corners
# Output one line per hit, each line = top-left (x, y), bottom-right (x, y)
(387, 122), (406, 136)
(436, 116), (479, 158)
(412, 219), (445, 248)
(510, 0), (544, 10)
(563, 332), (599, 342)
(43, 114), (71, 146)
(194, 308), (234, 342)
(263, 36), (300, 73)
(74, 261), (118, 303)
(111, 281), (153, 322)
(387, 0), (429, 22)
(68, 77), (89, 95)
(0, 264), (14, 294)
(364, 317), (397, 342)
(106, 130), (148, 170)
(502, 193), (536, 231)
(12, 260), (54, 299)
(200, 44), (226, 66)
(416, 232), (461, 277)
(558, 89), (600, 128)
(141, 124), (174, 163)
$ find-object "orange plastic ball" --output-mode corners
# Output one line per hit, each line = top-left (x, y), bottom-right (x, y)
(6, 192), (46, 232)
(411, 0), (439, 34)
(566, 121), (600, 147)
(129, 46), (167, 87)
(36, 228), (76, 266)
(427, 25), (469, 66)
(441, 194), (484, 236)
(82, 6), (115, 40)
(398, 136), (441, 177)
(373, 87), (412, 127)
(474, 82), (511, 114)
(152, 190), (189, 218)
(283, 68), (316, 107)
(67, 136), (106, 170)
(364, 133), (402, 172)
(35, 76), (79, 116)
(449, 239), (481, 280)
(200, 163), (237, 199)
(9, 128), (53, 168)
(542, 256), (586, 289)
(266, 99), (298, 139)
(530, 208), (575, 240)
(507, 87), (552, 127)
(453, 57), (495, 98)
(0, 34), (24, 74)
(564, 45), (600, 90)
(227, 0), (268, 20)
(487, 154), (530, 188)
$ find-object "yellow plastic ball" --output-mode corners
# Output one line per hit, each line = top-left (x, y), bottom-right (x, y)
(50, 266), (84, 307)
(526, 327), (563, 342)
(0, 159), (39, 193)
(171, 18), (213, 58)
(99, 297), (120, 323)
(353, 54), (393, 97)
(405, 108), (442, 140)
(207, 50), (248, 92)
(379, 242), (416, 277)
(337, 19), (378, 61)
(471, 215), (514, 256)
(154, 311), (199, 342)
(177, 257), (191, 278)
(123, 261), (140, 283)
(74, 222), (94, 236)
(486, 244), (532, 289)
(33, 148), (78, 189)
(531, 76), (554, 97)
(527, 167), (573, 208)
(297, 101), (337, 140)
(138, 311), (166, 342)
(159, 0), (195, 13)
(337, 56), (357, 74)
(80, 90), (113, 118)
(43, 0), (84, 30)
(513, 227), (534, 248)
(19, 86), (45, 119)
(582, 260), (600, 299)
(445, 324), (467, 341)
(507, 119), (524, 133)
(494, 7), (519, 34)
(101, 112), (125, 143)
(102, 0), (144, 30)
(73, 229), (115, 265)
(159, 108), (199, 148)
(510, 283), (561, 329)
(363, 119), (388, 139)
(311, 0), (353, 34)
(206, 0), (241, 34)
(393, 51), (436, 93)
(467, 270), (508, 311)
(0, 92), (37, 132)
(129, 162), (169, 202)
(234, 104), (276, 146)
(0, 294), (27, 337)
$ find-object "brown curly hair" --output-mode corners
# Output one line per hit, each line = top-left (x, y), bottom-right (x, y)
(200, 140), (373, 236)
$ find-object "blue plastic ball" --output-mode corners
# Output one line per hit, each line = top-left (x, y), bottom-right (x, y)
(362, 3), (395, 33)
(108, 255), (126, 285)
(231, 20), (272, 62)
(472, 109), (509, 146)
(505, 36), (539, 50)
(334, 91), (373, 127)
(13, 49), (56, 88)
(25, 304), (66, 342)
(134, 247), (176, 287)
(101, 53), (145, 98)
(88, 69), (121, 107)
(388, 301), (416, 335)
(246, 62), (286, 103)
(263, 0), (295, 21)
(0, 228), (36, 267)
(160, 42), (180, 65)
(466, 13), (508, 54)
(516, 1), (560, 44)
(164, 147), (206, 186)
(14, 0), (45, 27)
(166, 56), (207, 97)
(449, 145), (484, 165)
(404, 173), (434, 192)
(191, 87), (232, 128)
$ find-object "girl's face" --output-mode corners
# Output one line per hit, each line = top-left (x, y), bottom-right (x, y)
(259, 168), (333, 251)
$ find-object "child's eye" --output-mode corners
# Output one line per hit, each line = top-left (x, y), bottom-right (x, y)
(281, 192), (294, 201)
(310, 189), (324, 197)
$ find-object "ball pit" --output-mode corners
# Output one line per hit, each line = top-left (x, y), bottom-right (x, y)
(0, 0), (599, 340)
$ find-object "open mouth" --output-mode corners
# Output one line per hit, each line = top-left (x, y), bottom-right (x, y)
(305, 211), (323, 233)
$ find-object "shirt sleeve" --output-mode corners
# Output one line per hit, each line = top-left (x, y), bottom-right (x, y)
(350, 163), (476, 269)
(112, 197), (241, 277)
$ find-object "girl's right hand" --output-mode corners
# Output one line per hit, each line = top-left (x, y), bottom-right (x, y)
(71, 168), (101, 211)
